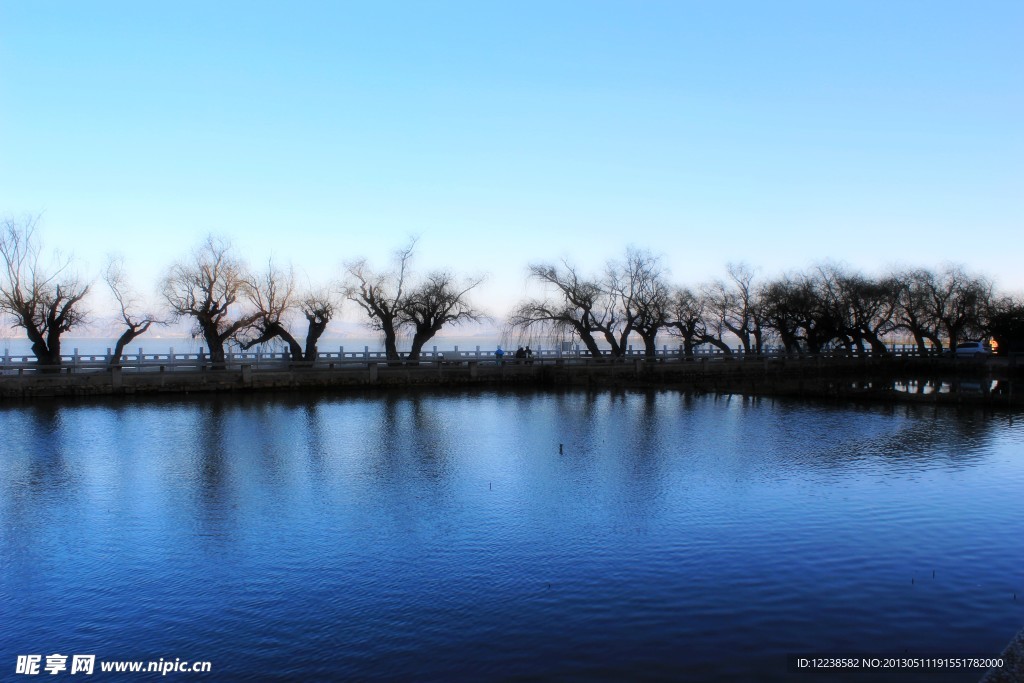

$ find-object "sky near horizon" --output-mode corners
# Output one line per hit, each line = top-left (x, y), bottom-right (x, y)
(1, 1), (1022, 333)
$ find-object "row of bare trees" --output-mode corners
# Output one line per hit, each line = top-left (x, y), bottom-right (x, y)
(3, 217), (1022, 368)
(508, 250), (1021, 358)
(0, 219), (485, 368)
(159, 236), (485, 368)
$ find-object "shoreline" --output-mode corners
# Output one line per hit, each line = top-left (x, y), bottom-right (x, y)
(2, 356), (1020, 409)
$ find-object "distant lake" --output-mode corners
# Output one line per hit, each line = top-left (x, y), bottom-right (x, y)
(0, 336), (508, 357)
(1, 390), (1021, 681)
(0, 334), (667, 359)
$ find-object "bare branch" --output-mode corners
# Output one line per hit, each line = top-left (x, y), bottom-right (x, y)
(161, 235), (255, 366)
(1, 217), (90, 367)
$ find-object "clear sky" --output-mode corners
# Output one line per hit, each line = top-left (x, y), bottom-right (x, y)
(1, 1), (1021, 330)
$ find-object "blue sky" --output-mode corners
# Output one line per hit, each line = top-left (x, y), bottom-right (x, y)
(1, 1), (1021, 328)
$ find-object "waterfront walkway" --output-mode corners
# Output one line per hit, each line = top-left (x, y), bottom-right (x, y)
(0, 346), (1018, 404)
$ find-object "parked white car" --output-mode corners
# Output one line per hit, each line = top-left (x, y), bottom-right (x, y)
(954, 341), (992, 357)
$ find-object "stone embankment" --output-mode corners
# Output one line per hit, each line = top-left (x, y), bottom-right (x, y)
(980, 628), (1024, 682)
(1, 355), (1019, 407)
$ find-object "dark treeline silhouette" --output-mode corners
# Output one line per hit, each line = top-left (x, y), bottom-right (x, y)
(508, 251), (1021, 359)
(2, 219), (1022, 367)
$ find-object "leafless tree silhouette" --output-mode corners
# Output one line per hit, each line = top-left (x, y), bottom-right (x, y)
(161, 235), (256, 368)
(0, 217), (90, 368)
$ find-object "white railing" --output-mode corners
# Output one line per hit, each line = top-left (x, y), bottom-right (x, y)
(0, 342), (969, 375)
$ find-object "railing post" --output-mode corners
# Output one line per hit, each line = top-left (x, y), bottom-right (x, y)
(138, 347), (144, 370)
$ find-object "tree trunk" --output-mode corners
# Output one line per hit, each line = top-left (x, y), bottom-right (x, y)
(703, 337), (733, 356)
(31, 339), (61, 370)
(640, 333), (657, 358)
(112, 331), (134, 368)
(863, 331), (889, 356)
(739, 332), (751, 354)
(39, 327), (63, 371)
(944, 323), (964, 351)
(408, 332), (430, 361)
(670, 323), (698, 359)
(576, 328), (604, 359)
(111, 323), (152, 367)
(600, 330), (624, 357)
(381, 324), (400, 361)
(200, 322), (226, 369)
(25, 323), (56, 369)
(278, 327), (304, 362)
(911, 330), (927, 355)
(303, 319), (328, 362)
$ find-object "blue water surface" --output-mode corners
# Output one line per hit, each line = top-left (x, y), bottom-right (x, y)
(1, 389), (1021, 682)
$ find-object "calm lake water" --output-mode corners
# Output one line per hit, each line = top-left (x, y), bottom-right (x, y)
(1, 389), (1022, 682)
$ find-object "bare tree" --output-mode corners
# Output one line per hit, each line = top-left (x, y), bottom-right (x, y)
(0, 218), (90, 368)
(667, 287), (709, 358)
(811, 263), (861, 353)
(759, 272), (842, 354)
(105, 254), (164, 366)
(507, 260), (607, 358)
(892, 267), (943, 354)
(238, 261), (304, 360)
(161, 235), (256, 368)
(925, 265), (991, 349)
(297, 288), (337, 361)
(401, 271), (486, 360)
(697, 281), (736, 355)
(832, 269), (896, 355)
(344, 240), (415, 361)
(758, 277), (803, 354)
(708, 263), (765, 354)
(607, 248), (672, 357)
(239, 262), (338, 362)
